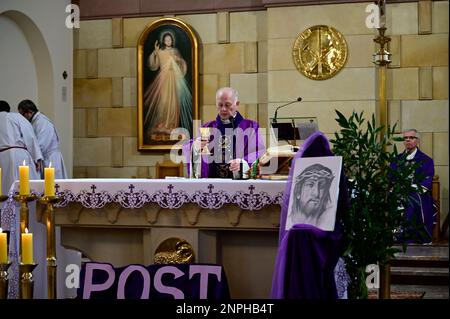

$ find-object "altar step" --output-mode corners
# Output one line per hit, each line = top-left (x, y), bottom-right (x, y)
(369, 285), (448, 299)
(388, 242), (449, 298)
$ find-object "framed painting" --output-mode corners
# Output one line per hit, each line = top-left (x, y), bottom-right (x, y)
(137, 17), (199, 151)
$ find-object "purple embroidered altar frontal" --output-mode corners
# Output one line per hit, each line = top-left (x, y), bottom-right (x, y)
(77, 262), (230, 299)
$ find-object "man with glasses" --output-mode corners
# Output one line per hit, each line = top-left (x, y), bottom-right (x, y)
(395, 129), (435, 244)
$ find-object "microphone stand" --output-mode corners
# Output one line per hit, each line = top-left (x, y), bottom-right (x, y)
(272, 97), (302, 123)
(271, 98), (302, 149)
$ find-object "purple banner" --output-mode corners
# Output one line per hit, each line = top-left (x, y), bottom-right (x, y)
(77, 263), (230, 299)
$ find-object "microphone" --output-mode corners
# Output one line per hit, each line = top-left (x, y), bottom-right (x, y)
(229, 115), (235, 129)
(229, 115), (236, 158)
(229, 115), (242, 178)
(273, 97), (302, 123)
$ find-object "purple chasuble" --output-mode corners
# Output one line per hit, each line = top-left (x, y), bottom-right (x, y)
(183, 112), (265, 178)
(271, 131), (349, 299)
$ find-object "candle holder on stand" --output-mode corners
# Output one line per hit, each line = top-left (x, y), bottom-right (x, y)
(0, 262), (11, 299)
(19, 262), (37, 299)
(373, 24), (392, 300)
(13, 194), (38, 263)
(39, 195), (61, 299)
(13, 194), (38, 235)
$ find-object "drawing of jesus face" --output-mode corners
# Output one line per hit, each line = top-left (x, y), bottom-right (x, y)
(298, 177), (327, 216)
(293, 163), (334, 218)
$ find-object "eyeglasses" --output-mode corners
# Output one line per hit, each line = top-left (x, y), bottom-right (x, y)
(403, 136), (418, 140)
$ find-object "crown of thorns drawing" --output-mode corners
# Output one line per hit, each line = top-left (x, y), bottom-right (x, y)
(296, 164), (334, 183)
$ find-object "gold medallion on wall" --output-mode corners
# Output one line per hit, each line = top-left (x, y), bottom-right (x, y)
(293, 25), (348, 80)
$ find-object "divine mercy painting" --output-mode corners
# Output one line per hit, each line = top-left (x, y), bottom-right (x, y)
(137, 18), (199, 151)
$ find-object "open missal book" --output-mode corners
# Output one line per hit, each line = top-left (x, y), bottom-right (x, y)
(259, 145), (297, 179)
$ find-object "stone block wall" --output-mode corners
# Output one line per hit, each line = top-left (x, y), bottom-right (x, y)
(73, 1), (448, 225)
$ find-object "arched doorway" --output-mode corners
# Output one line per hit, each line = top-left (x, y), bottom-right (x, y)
(0, 10), (54, 118)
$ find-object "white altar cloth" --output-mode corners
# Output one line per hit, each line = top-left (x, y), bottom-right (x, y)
(0, 178), (285, 299)
(0, 178), (347, 299)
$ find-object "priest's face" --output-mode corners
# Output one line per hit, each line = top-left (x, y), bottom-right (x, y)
(403, 130), (419, 153)
(216, 89), (239, 120)
(298, 177), (326, 216)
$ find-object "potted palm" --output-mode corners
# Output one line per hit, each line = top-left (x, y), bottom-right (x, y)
(330, 110), (422, 299)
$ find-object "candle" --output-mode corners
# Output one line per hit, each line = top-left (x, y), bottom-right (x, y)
(21, 228), (33, 264)
(19, 160), (30, 195)
(0, 228), (7, 263)
(44, 163), (55, 196)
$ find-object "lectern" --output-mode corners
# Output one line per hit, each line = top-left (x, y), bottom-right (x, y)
(260, 117), (319, 177)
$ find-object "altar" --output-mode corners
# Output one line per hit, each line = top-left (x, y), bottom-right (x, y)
(1, 178), (286, 298)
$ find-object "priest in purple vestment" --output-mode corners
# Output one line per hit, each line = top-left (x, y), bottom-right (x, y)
(183, 87), (265, 178)
(271, 131), (350, 299)
(391, 129), (435, 244)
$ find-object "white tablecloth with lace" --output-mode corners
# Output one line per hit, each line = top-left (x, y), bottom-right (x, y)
(0, 178), (348, 298)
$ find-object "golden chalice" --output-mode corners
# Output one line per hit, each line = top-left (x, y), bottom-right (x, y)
(199, 127), (212, 155)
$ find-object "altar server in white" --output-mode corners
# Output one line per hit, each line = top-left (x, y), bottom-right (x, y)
(0, 100), (43, 193)
(18, 99), (67, 179)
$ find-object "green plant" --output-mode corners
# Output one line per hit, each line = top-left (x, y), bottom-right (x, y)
(330, 110), (421, 299)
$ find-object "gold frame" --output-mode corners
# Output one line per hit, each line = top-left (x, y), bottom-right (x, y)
(137, 17), (199, 151)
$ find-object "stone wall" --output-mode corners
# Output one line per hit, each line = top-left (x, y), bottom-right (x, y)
(73, 1), (448, 224)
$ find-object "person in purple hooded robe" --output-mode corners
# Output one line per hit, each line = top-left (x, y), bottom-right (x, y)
(271, 131), (350, 299)
(391, 129), (435, 244)
(183, 87), (265, 178)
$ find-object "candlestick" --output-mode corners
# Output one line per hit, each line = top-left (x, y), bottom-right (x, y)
(373, 4), (391, 299)
(13, 194), (37, 251)
(19, 161), (30, 196)
(22, 228), (33, 264)
(39, 195), (61, 299)
(44, 165), (55, 196)
(19, 263), (37, 299)
(0, 262), (11, 299)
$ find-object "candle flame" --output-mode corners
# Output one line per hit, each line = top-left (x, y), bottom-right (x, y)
(22, 159), (26, 166)
(0, 227), (2, 233)
(49, 162), (52, 168)
(25, 227), (29, 234)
